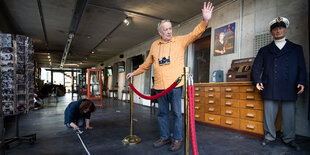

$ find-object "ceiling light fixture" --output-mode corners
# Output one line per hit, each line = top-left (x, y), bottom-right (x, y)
(91, 51), (95, 54)
(123, 17), (132, 26)
(60, 33), (74, 68)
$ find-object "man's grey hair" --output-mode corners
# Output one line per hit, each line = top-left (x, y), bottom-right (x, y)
(157, 19), (171, 30)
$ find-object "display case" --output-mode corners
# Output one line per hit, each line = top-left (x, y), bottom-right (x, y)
(77, 73), (87, 99)
(87, 69), (103, 107)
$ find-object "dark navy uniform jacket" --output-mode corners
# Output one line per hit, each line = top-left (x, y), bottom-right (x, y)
(64, 100), (91, 124)
(252, 39), (307, 101)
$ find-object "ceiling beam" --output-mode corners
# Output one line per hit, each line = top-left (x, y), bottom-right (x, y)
(92, 20), (124, 51)
(35, 50), (64, 53)
(36, 0), (49, 49)
(45, 69), (81, 72)
(60, 0), (88, 68)
(88, 2), (179, 24)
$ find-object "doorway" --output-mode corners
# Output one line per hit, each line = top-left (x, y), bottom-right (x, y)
(193, 36), (211, 83)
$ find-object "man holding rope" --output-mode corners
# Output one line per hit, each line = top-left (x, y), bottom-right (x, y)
(126, 2), (213, 151)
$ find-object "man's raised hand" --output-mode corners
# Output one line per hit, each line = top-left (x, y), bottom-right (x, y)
(202, 2), (214, 22)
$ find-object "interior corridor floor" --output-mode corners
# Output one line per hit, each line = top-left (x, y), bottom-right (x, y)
(3, 94), (310, 155)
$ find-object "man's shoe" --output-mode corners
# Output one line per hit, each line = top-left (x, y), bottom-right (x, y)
(261, 139), (273, 146)
(286, 141), (301, 151)
(169, 140), (182, 152)
(153, 138), (171, 148)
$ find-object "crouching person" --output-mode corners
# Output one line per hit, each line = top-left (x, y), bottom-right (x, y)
(64, 99), (96, 131)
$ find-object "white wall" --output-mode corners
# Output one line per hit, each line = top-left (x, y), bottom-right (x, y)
(117, 72), (125, 100)
(107, 76), (113, 91)
(98, 0), (309, 137)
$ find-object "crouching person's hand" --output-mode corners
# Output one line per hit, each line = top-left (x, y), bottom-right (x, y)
(86, 126), (93, 130)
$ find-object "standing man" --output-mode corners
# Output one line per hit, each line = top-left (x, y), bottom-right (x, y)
(126, 2), (214, 152)
(252, 17), (307, 151)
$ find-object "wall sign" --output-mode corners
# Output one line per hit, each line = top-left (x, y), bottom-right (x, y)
(214, 22), (235, 56)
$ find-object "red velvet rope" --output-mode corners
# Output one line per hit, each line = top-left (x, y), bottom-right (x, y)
(129, 82), (178, 100)
(188, 85), (199, 155)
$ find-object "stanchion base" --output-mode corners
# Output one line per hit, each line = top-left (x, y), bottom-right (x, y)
(122, 135), (141, 145)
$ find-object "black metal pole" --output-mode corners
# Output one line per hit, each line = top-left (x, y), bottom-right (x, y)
(15, 115), (19, 137)
(1, 115), (4, 155)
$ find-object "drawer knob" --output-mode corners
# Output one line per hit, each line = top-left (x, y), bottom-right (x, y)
(208, 117), (215, 121)
(208, 108), (215, 112)
(195, 115), (200, 118)
(225, 120), (232, 125)
(246, 124), (255, 130)
(246, 103), (254, 108)
(208, 94), (214, 97)
(225, 102), (232, 106)
(225, 95), (232, 99)
(225, 110), (232, 115)
(246, 88), (254, 92)
(195, 94), (200, 97)
(246, 113), (255, 118)
(195, 88), (200, 91)
(208, 100), (214, 104)
(194, 106), (200, 110)
(194, 100), (200, 103)
(209, 88), (214, 91)
(246, 96), (255, 100)
(225, 88), (232, 92)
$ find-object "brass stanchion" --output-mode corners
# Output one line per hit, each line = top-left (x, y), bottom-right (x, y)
(122, 77), (141, 145)
(184, 67), (189, 155)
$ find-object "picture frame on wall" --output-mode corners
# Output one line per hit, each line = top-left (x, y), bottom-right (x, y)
(214, 22), (236, 56)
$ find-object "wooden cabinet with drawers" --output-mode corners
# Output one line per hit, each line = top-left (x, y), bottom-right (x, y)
(194, 82), (264, 135)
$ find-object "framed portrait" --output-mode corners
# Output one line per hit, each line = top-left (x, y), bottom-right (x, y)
(214, 22), (235, 56)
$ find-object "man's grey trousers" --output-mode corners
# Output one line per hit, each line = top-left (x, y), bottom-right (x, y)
(263, 100), (295, 143)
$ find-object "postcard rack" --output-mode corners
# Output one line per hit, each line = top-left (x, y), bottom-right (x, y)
(0, 34), (36, 154)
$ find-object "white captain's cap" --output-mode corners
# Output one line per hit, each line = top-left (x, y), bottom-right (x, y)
(269, 17), (289, 31)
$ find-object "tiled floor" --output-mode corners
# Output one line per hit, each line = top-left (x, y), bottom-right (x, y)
(3, 94), (310, 155)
